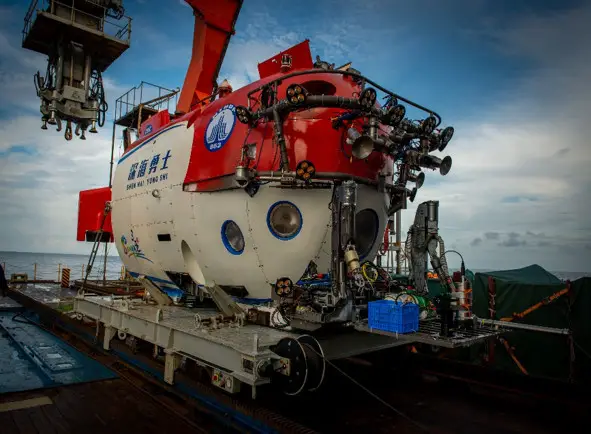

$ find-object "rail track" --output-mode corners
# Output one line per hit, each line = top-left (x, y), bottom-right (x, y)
(6, 288), (589, 434)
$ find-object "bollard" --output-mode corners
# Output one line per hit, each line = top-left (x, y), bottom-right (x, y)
(34, 263), (37, 281)
(61, 268), (71, 288)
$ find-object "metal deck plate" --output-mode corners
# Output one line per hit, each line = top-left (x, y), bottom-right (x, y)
(9, 283), (76, 307)
(0, 312), (117, 394)
(355, 319), (501, 349)
(80, 296), (296, 355)
(0, 296), (22, 312)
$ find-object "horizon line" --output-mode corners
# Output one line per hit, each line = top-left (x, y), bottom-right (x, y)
(0, 250), (588, 274)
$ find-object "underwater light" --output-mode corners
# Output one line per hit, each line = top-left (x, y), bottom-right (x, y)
(236, 105), (252, 124)
(286, 84), (307, 105)
(438, 126), (454, 152)
(419, 155), (453, 176)
(274, 277), (293, 297)
(347, 128), (374, 160)
(408, 187), (418, 202)
(358, 87), (377, 108)
(296, 160), (316, 182)
(421, 116), (437, 135)
(408, 171), (425, 189)
(384, 104), (406, 126)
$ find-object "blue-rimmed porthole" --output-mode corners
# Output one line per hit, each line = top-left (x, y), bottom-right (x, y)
(267, 201), (303, 240)
(356, 209), (379, 259)
(221, 220), (245, 255)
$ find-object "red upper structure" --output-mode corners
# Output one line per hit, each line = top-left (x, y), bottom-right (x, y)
(257, 40), (314, 79)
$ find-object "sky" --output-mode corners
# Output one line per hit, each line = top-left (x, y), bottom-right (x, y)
(0, 0), (590, 272)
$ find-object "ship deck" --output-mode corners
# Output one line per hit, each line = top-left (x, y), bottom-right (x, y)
(1, 284), (586, 434)
(0, 378), (211, 434)
(0, 295), (227, 434)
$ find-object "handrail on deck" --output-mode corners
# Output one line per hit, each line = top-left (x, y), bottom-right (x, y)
(114, 81), (179, 124)
(23, 0), (132, 45)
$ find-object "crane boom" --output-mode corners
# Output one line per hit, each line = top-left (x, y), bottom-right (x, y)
(176, 0), (243, 114)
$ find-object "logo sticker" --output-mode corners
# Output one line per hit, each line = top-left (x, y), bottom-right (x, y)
(204, 104), (236, 152)
(144, 124), (153, 135)
(120, 229), (153, 263)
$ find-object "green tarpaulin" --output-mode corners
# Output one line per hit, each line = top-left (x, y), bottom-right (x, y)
(471, 265), (591, 383)
(476, 264), (562, 285)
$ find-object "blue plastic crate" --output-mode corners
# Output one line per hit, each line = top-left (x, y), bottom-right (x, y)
(368, 300), (419, 334)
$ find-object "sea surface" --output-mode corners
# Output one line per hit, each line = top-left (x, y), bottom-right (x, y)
(1, 251), (589, 282)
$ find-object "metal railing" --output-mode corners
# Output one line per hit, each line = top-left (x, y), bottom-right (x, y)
(23, 0), (132, 45)
(114, 81), (179, 124)
(376, 240), (409, 274)
(1, 260), (127, 283)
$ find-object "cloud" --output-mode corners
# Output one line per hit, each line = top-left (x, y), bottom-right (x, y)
(470, 237), (482, 247)
(499, 232), (527, 248)
(218, 7), (404, 92)
(484, 232), (500, 240)
(0, 115), (114, 253)
(400, 1), (591, 272)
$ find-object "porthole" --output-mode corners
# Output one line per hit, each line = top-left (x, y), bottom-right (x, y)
(355, 209), (379, 259)
(267, 201), (303, 240)
(221, 220), (245, 255)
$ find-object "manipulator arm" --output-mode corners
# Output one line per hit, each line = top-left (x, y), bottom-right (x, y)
(407, 201), (454, 295)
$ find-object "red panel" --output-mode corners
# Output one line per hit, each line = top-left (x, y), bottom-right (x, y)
(76, 187), (114, 242)
(139, 110), (171, 139)
(258, 40), (314, 79)
(183, 72), (389, 187)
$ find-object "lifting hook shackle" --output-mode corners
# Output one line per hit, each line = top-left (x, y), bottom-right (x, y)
(65, 120), (73, 141)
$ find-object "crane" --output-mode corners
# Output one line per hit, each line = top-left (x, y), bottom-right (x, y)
(22, 0), (130, 141)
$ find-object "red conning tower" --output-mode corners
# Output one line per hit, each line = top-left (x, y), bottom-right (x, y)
(181, 39), (389, 192)
(120, 0), (395, 193)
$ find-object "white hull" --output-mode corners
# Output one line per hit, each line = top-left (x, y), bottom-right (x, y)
(111, 122), (389, 299)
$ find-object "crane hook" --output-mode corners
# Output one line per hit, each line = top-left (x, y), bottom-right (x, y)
(65, 121), (73, 141)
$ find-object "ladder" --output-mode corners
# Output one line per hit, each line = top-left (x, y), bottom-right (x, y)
(78, 202), (112, 295)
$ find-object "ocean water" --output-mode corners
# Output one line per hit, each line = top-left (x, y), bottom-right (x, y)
(1, 251), (589, 283)
(0, 251), (124, 281)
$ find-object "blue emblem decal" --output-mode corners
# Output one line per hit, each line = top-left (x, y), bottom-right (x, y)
(144, 124), (153, 135)
(204, 104), (236, 152)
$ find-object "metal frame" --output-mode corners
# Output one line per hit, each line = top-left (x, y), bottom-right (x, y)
(73, 293), (296, 395)
(23, 0), (132, 46)
(72, 292), (464, 394)
(114, 81), (179, 125)
(72, 291), (502, 396)
(355, 319), (502, 349)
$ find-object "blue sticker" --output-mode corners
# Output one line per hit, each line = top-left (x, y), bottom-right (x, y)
(204, 104), (236, 152)
(144, 124), (153, 135)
